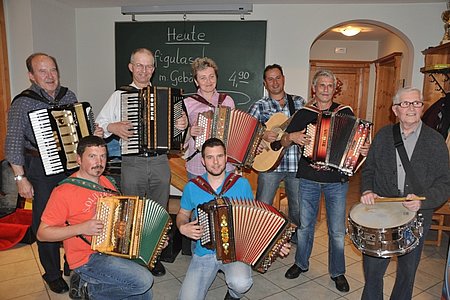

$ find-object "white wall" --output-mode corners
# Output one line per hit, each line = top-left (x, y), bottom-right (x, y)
(5, 0), (76, 96)
(5, 2), (446, 116)
(310, 40), (379, 61)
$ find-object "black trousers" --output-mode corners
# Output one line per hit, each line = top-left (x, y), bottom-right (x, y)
(361, 210), (432, 300)
(25, 155), (67, 282)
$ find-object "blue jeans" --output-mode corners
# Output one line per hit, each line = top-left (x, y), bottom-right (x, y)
(178, 254), (253, 300)
(75, 253), (153, 300)
(256, 171), (300, 226)
(295, 178), (348, 278)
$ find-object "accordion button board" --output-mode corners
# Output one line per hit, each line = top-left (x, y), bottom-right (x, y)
(91, 196), (172, 270)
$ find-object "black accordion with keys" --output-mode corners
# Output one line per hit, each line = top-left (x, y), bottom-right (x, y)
(120, 86), (185, 155)
(28, 102), (95, 176)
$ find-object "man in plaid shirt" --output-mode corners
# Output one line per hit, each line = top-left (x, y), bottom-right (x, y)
(248, 64), (306, 227)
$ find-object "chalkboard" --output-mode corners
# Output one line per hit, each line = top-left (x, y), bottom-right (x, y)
(115, 21), (266, 110)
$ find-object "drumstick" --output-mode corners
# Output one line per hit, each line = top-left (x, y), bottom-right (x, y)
(374, 197), (426, 202)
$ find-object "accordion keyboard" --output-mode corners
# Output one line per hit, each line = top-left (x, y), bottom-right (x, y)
(121, 93), (140, 155)
(195, 111), (213, 150)
(28, 109), (64, 175)
(304, 123), (317, 159)
(197, 207), (212, 245)
(92, 200), (117, 252)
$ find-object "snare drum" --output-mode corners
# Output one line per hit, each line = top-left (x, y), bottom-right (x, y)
(347, 202), (423, 258)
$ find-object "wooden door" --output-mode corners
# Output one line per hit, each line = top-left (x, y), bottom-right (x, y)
(372, 52), (402, 134)
(309, 60), (370, 119)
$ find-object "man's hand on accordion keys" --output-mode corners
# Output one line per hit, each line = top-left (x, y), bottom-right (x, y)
(107, 121), (134, 141)
(79, 219), (104, 236)
(179, 219), (204, 240)
(283, 129), (311, 147)
(358, 141), (371, 157)
(175, 111), (188, 131)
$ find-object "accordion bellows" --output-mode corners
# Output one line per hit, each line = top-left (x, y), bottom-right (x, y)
(91, 196), (171, 270)
(197, 197), (296, 273)
(195, 106), (265, 168)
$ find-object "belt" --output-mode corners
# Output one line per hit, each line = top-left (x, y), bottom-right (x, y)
(25, 148), (40, 157)
(139, 151), (167, 157)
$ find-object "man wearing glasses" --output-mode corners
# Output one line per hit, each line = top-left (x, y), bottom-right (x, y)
(359, 87), (450, 300)
(96, 48), (187, 277)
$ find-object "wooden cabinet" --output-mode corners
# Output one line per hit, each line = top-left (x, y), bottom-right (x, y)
(421, 43), (450, 110)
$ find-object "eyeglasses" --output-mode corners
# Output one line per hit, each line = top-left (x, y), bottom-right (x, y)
(133, 63), (154, 71)
(393, 101), (424, 108)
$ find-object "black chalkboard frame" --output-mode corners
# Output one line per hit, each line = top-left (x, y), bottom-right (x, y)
(115, 20), (267, 110)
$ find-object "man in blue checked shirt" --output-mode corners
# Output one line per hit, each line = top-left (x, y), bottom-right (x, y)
(248, 64), (307, 228)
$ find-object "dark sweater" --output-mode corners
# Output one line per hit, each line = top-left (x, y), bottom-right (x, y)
(361, 123), (450, 220)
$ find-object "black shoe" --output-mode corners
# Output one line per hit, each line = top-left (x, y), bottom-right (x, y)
(47, 277), (69, 294)
(331, 275), (350, 292)
(224, 291), (240, 300)
(151, 260), (166, 277)
(284, 264), (308, 279)
(69, 273), (81, 299)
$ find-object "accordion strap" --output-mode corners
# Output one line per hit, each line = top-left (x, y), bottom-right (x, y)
(392, 123), (423, 194)
(58, 176), (121, 195)
(191, 173), (241, 198)
(190, 93), (228, 108)
(12, 87), (68, 105)
(286, 94), (296, 116)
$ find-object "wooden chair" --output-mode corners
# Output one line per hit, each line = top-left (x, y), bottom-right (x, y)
(425, 199), (450, 247)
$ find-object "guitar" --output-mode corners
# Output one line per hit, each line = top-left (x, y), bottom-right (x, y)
(252, 112), (293, 172)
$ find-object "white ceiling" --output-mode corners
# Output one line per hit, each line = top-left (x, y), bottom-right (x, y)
(54, 0), (447, 42)
(55, 0), (446, 9)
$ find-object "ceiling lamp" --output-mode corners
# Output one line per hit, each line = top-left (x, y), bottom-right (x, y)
(340, 26), (361, 37)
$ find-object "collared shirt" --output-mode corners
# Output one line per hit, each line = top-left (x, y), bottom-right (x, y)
(5, 83), (78, 166)
(396, 121), (422, 195)
(248, 94), (307, 173)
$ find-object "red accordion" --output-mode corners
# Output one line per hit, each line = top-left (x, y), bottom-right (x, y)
(304, 110), (371, 176)
(195, 106), (265, 168)
(197, 197), (296, 273)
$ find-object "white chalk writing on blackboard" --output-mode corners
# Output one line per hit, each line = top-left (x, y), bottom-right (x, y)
(166, 25), (209, 44)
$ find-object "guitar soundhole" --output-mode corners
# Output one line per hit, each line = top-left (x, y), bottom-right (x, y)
(270, 141), (282, 151)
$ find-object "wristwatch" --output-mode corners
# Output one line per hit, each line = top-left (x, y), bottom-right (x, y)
(14, 174), (26, 181)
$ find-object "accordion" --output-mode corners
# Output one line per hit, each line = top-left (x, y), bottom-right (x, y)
(91, 196), (171, 270)
(197, 197), (296, 273)
(121, 86), (185, 155)
(304, 111), (372, 176)
(195, 106), (265, 168)
(28, 102), (94, 176)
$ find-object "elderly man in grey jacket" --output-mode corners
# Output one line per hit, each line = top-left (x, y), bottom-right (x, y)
(359, 86), (450, 300)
